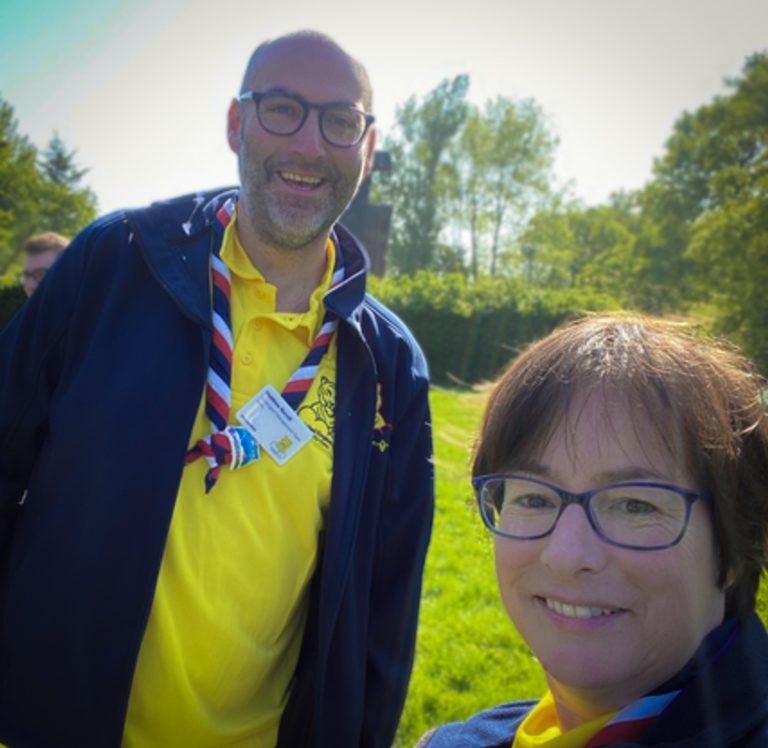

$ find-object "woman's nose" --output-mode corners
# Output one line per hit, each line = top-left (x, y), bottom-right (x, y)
(539, 503), (609, 577)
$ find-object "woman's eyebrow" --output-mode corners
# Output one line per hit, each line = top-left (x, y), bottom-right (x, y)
(505, 463), (672, 485)
(506, 461), (552, 478)
(594, 467), (672, 484)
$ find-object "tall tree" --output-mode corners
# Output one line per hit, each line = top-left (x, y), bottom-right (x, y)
(0, 97), (97, 273)
(0, 96), (43, 270)
(375, 76), (469, 275)
(452, 97), (557, 278)
(519, 194), (641, 304)
(40, 132), (89, 185)
(519, 50), (768, 340)
(633, 53), (766, 319)
(671, 52), (768, 368)
(38, 131), (97, 239)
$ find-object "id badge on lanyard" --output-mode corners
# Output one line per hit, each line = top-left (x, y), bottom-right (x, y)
(237, 384), (313, 465)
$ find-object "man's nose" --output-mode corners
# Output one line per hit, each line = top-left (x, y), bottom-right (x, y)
(289, 110), (326, 155)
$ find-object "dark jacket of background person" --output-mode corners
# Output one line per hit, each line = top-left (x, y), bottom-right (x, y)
(420, 614), (768, 747)
(0, 286), (26, 332)
(0, 189), (434, 748)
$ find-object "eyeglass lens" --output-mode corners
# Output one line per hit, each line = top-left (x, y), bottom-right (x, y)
(23, 269), (47, 283)
(481, 477), (689, 548)
(257, 94), (368, 147)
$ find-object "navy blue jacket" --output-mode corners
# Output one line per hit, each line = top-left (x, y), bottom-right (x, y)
(423, 615), (768, 747)
(0, 189), (434, 748)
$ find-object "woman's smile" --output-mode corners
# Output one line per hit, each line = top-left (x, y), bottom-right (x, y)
(541, 596), (623, 620)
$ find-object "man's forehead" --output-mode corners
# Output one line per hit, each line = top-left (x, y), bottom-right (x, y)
(245, 37), (367, 105)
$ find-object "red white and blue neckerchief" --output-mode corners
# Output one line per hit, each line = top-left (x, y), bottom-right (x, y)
(582, 691), (680, 747)
(185, 196), (346, 493)
(583, 620), (738, 747)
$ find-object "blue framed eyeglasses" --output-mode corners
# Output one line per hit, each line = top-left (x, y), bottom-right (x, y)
(239, 91), (374, 148)
(473, 474), (704, 551)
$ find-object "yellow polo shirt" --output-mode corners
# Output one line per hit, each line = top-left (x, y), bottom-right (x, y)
(121, 215), (337, 748)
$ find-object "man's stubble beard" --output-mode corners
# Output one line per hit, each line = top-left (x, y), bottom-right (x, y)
(238, 140), (363, 251)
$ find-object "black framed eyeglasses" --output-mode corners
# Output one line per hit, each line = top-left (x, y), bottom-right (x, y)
(239, 91), (374, 148)
(473, 474), (704, 551)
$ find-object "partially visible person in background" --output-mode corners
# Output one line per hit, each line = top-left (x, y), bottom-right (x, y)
(417, 313), (768, 748)
(21, 231), (69, 296)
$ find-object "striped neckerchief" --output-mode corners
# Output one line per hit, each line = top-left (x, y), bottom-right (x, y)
(185, 196), (346, 492)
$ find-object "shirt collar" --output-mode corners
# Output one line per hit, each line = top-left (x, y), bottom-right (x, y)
(220, 205), (337, 310)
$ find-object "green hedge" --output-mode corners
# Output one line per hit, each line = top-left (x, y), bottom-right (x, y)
(0, 270), (620, 386)
(369, 272), (618, 385)
(0, 282), (26, 332)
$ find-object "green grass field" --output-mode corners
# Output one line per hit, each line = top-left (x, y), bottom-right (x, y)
(392, 388), (546, 747)
(392, 387), (768, 748)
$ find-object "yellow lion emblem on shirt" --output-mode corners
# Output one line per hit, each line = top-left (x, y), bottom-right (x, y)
(298, 376), (335, 449)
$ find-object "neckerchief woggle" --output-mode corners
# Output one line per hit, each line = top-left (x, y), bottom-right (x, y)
(185, 196), (346, 493)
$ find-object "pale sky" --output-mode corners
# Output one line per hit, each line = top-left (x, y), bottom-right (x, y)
(1, 0), (766, 217)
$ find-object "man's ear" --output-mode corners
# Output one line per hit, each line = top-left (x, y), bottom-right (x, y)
(227, 99), (241, 155)
(362, 127), (377, 180)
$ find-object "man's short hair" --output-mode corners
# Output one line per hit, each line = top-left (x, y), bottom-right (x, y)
(23, 232), (69, 257)
(473, 313), (768, 620)
(241, 30), (373, 113)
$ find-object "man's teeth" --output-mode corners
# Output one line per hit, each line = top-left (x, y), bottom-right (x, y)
(282, 172), (322, 185)
(545, 598), (618, 619)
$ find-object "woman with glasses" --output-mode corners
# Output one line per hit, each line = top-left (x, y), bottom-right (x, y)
(417, 313), (768, 748)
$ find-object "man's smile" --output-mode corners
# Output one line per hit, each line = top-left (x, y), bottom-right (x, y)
(278, 171), (326, 189)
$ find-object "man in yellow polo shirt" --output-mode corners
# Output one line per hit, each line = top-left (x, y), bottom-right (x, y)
(0, 30), (434, 748)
